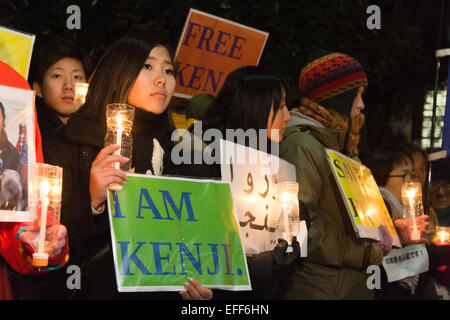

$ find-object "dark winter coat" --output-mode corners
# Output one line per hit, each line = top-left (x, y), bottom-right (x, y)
(279, 110), (382, 300)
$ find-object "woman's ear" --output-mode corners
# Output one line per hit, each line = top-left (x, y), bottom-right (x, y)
(32, 82), (43, 98)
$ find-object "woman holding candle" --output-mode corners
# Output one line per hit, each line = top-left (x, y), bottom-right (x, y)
(403, 143), (440, 227)
(43, 36), (212, 300)
(431, 158), (450, 227)
(365, 144), (439, 299)
(201, 65), (301, 299)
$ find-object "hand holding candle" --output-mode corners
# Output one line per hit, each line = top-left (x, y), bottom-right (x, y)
(276, 182), (300, 253)
(401, 181), (423, 241)
(29, 163), (63, 267)
(104, 103), (135, 191)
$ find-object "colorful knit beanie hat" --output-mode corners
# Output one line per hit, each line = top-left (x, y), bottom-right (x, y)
(298, 49), (368, 118)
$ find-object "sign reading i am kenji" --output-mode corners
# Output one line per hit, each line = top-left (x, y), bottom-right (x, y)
(106, 174), (251, 292)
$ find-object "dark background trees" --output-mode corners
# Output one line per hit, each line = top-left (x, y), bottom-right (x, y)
(1, 0), (449, 153)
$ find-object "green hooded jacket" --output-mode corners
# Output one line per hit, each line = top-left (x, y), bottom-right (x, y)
(280, 110), (383, 299)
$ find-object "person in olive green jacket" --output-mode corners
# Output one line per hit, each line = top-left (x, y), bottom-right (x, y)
(280, 50), (392, 299)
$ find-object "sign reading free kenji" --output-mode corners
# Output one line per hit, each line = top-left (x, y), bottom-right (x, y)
(107, 174), (251, 292)
(174, 9), (268, 99)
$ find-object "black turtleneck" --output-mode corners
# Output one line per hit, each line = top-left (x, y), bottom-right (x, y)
(35, 98), (64, 143)
(131, 108), (175, 175)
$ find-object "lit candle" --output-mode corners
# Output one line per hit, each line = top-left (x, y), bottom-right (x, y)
(280, 192), (292, 252)
(405, 188), (420, 241)
(37, 180), (50, 254)
(115, 114), (123, 170)
(438, 231), (448, 245)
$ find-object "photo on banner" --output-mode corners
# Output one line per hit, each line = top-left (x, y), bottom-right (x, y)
(220, 139), (307, 256)
(174, 8), (269, 99)
(0, 84), (36, 222)
(326, 149), (402, 247)
(106, 174), (251, 292)
(0, 26), (35, 80)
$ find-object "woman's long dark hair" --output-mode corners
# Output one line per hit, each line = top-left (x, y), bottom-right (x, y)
(204, 65), (288, 133)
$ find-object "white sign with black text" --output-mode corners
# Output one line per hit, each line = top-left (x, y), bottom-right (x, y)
(220, 139), (307, 256)
(382, 244), (429, 283)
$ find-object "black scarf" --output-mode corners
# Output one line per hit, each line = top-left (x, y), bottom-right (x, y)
(131, 108), (175, 175)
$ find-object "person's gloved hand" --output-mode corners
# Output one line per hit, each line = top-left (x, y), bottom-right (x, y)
(378, 224), (393, 256)
(273, 236), (300, 269)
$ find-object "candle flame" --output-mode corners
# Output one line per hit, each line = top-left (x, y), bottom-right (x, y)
(439, 231), (447, 244)
(280, 192), (290, 203)
(41, 180), (50, 197)
(405, 188), (416, 199)
(117, 114), (123, 129)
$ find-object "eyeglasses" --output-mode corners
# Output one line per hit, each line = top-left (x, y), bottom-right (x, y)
(431, 182), (450, 193)
(387, 170), (417, 182)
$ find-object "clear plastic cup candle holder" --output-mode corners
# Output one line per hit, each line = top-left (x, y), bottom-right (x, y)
(401, 181), (424, 241)
(434, 226), (450, 246)
(276, 181), (300, 252)
(105, 103), (135, 190)
(28, 163), (63, 267)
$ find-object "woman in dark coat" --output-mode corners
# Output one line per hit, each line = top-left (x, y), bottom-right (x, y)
(44, 37), (212, 299)
(202, 65), (300, 299)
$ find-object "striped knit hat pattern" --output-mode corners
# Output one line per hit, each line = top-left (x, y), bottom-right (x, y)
(299, 49), (368, 117)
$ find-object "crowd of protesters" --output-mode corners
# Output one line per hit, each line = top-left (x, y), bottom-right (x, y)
(0, 33), (449, 301)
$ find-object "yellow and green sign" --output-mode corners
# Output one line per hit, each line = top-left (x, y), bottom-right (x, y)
(326, 149), (401, 247)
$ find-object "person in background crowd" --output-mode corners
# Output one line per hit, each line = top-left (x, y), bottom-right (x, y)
(365, 144), (439, 299)
(279, 49), (392, 299)
(44, 36), (212, 300)
(430, 157), (450, 296)
(402, 143), (448, 299)
(431, 158), (450, 227)
(202, 65), (300, 299)
(0, 60), (68, 300)
(402, 143), (439, 225)
(29, 38), (92, 143)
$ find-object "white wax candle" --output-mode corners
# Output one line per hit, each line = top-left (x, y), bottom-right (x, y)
(115, 115), (123, 170)
(409, 197), (420, 241)
(38, 198), (49, 253)
(38, 180), (50, 254)
(281, 196), (293, 253)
